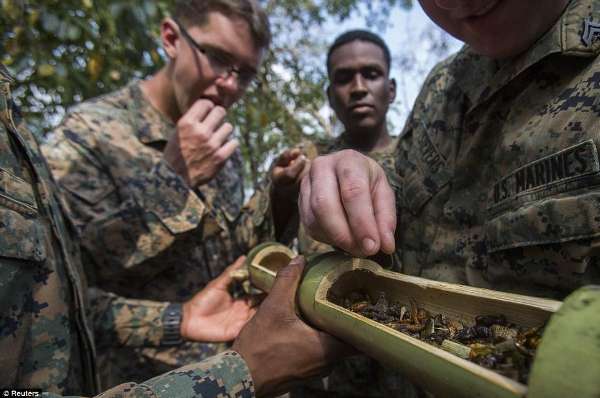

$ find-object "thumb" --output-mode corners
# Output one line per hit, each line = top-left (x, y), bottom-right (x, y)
(211, 256), (247, 289)
(265, 256), (306, 312)
(286, 155), (307, 179)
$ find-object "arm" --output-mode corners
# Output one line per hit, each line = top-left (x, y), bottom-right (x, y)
(90, 257), (256, 349)
(42, 351), (254, 398)
(42, 110), (218, 275)
(49, 257), (344, 398)
(231, 147), (309, 253)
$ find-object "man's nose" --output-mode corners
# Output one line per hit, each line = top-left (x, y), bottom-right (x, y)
(216, 74), (242, 94)
(350, 74), (368, 96)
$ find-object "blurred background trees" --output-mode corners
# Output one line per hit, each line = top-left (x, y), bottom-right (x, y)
(1, 0), (457, 189)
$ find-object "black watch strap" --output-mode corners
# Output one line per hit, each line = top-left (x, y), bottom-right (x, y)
(161, 303), (183, 346)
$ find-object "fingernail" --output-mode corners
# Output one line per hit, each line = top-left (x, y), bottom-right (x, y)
(385, 231), (394, 244)
(362, 238), (376, 254)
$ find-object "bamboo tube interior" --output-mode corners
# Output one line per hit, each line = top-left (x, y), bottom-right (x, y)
(251, 250), (293, 277)
(324, 267), (558, 328)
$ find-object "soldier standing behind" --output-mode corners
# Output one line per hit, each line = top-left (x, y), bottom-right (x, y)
(292, 30), (399, 256)
(287, 30), (421, 398)
(41, 0), (306, 386)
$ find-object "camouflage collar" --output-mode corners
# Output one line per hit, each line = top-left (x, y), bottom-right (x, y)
(129, 81), (174, 145)
(464, 0), (600, 113)
(335, 131), (398, 155)
(0, 63), (14, 84)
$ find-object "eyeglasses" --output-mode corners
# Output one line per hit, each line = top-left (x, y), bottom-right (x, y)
(175, 19), (257, 88)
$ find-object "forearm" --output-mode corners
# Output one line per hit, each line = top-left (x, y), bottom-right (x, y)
(42, 351), (254, 398)
(88, 287), (169, 348)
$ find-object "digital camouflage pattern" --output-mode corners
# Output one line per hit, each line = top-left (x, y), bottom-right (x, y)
(394, 0), (600, 300)
(87, 352), (254, 398)
(42, 81), (272, 386)
(0, 64), (256, 397)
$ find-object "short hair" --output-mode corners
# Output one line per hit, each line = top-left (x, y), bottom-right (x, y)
(173, 0), (271, 50)
(326, 29), (391, 75)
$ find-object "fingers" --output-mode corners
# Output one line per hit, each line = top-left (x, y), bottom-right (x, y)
(201, 105), (227, 132)
(211, 121), (234, 146)
(275, 147), (303, 167)
(287, 155), (307, 178)
(214, 139), (239, 165)
(299, 174), (316, 232)
(266, 256), (306, 312)
(275, 149), (293, 166)
(373, 175), (397, 254)
(336, 156), (382, 257)
(300, 151), (397, 257)
(212, 256), (246, 289)
(274, 154), (307, 185)
(180, 99), (215, 125)
(307, 156), (355, 254)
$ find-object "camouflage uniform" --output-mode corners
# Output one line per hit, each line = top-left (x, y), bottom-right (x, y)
(41, 81), (271, 386)
(395, 0), (600, 300)
(0, 64), (255, 397)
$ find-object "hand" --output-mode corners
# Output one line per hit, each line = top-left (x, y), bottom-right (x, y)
(270, 148), (310, 240)
(163, 99), (239, 188)
(181, 256), (255, 342)
(299, 149), (396, 257)
(233, 256), (348, 397)
(271, 148), (309, 200)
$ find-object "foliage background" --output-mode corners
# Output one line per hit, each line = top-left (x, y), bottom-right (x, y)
(1, 0), (456, 189)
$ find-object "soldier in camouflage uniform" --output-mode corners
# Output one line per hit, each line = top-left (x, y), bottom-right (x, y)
(0, 61), (342, 396)
(294, 30), (399, 256)
(300, 0), (600, 393)
(40, 0), (302, 386)
(289, 31), (420, 398)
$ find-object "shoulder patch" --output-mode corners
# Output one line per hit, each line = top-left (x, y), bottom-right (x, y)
(582, 17), (600, 47)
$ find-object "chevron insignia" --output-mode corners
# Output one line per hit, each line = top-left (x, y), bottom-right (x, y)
(582, 16), (600, 47)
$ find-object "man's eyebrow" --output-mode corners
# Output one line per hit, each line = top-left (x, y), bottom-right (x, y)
(332, 63), (385, 74)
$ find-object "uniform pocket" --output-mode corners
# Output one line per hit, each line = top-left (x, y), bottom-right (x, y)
(0, 169), (46, 262)
(485, 191), (600, 253)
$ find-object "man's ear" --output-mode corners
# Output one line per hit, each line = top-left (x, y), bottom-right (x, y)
(161, 18), (180, 60)
(389, 78), (397, 104)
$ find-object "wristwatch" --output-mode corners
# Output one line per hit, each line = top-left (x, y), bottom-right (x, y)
(161, 303), (183, 346)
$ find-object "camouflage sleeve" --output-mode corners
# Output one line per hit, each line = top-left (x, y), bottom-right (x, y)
(230, 177), (282, 253)
(233, 141), (323, 252)
(88, 288), (168, 348)
(42, 111), (218, 273)
(42, 351), (255, 398)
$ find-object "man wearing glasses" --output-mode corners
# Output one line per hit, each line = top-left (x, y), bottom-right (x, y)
(41, 0), (303, 387)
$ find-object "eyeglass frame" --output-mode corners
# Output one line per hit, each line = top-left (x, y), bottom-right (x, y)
(173, 18), (258, 88)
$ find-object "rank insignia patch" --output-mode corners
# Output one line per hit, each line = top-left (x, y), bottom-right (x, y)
(582, 16), (600, 47)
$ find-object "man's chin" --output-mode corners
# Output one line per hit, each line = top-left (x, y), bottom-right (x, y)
(346, 118), (376, 132)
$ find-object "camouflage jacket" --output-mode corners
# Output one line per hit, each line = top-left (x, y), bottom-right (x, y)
(0, 65), (255, 396)
(297, 133), (398, 255)
(42, 81), (271, 384)
(394, 0), (600, 300)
